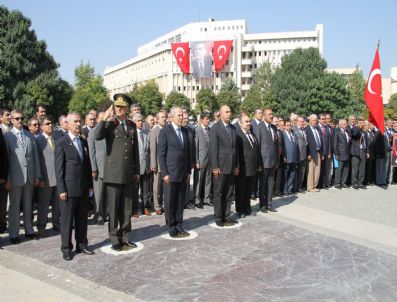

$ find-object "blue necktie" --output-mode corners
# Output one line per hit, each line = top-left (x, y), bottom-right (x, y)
(74, 137), (83, 161)
(177, 128), (183, 146)
(17, 131), (26, 152)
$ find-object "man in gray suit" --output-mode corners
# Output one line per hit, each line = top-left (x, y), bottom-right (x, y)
(293, 116), (308, 192)
(195, 111), (212, 208)
(4, 109), (41, 244)
(149, 110), (168, 215)
(133, 113), (152, 216)
(36, 116), (60, 237)
(88, 111), (107, 224)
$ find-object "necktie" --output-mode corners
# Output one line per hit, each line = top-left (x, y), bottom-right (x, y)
(74, 137), (83, 161)
(322, 125), (326, 135)
(204, 127), (209, 141)
(17, 131), (26, 152)
(361, 133), (366, 150)
(48, 137), (55, 150)
(177, 127), (183, 146)
(120, 121), (126, 132)
(246, 131), (254, 147)
(268, 125), (274, 141)
(290, 132), (295, 143)
(139, 131), (144, 145)
(313, 128), (321, 149)
(225, 124), (231, 138)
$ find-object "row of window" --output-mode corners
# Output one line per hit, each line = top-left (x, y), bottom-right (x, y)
(200, 24), (244, 32)
(246, 37), (316, 45)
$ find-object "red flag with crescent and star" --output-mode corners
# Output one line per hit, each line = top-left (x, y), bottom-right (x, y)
(171, 42), (190, 74)
(213, 40), (233, 72)
(364, 47), (384, 134)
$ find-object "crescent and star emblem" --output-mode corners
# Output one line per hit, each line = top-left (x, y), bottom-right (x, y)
(175, 47), (185, 62)
(217, 45), (227, 60)
(368, 68), (381, 95)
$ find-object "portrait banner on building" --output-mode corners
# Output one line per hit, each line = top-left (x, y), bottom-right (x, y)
(213, 40), (233, 72)
(191, 41), (213, 79)
(171, 42), (190, 74)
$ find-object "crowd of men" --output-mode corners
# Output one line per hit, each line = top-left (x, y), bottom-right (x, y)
(0, 97), (396, 261)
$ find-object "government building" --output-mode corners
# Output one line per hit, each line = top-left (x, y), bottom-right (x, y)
(103, 19), (324, 105)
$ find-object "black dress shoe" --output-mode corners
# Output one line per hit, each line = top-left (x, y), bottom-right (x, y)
(25, 233), (37, 240)
(52, 226), (60, 232)
(359, 185), (367, 189)
(195, 203), (204, 209)
(10, 237), (20, 244)
(237, 212), (246, 218)
(76, 247), (95, 255)
(353, 185), (359, 190)
(246, 210), (252, 216)
(0, 226), (6, 234)
(111, 244), (123, 251)
(177, 230), (190, 237)
(215, 221), (224, 227)
(169, 230), (179, 238)
(206, 202), (214, 207)
(342, 185), (349, 188)
(267, 208), (277, 212)
(124, 241), (138, 248)
(225, 218), (238, 224)
(260, 206), (268, 213)
(184, 204), (195, 210)
(63, 253), (73, 261)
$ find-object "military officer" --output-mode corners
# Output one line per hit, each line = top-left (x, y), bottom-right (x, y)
(95, 93), (140, 252)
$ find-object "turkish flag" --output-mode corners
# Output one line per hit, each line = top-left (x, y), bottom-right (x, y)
(364, 47), (384, 134)
(171, 42), (190, 74)
(213, 40), (233, 72)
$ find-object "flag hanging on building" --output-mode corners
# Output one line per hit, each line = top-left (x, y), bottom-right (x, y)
(212, 40), (233, 72)
(171, 42), (190, 74)
(364, 47), (384, 134)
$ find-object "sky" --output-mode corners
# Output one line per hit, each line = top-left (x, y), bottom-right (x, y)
(2, 0), (396, 84)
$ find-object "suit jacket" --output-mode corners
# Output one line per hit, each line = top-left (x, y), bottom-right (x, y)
(319, 123), (332, 157)
(137, 129), (150, 175)
(4, 128), (41, 186)
(283, 130), (299, 164)
(305, 125), (323, 161)
(209, 121), (239, 174)
(251, 119), (263, 140)
(95, 119), (140, 184)
(36, 134), (57, 187)
(293, 125), (307, 161)
(277, 128), (285, 164)
(52, 129), (67, 141)
(236, 126), (260, 177)
(158, 124), (191, 182)
(81, 126), (90, 140)
(366, 130), (376, 159)
(149, 124), (162, 172)
(257, 123), (278, 169)
(0, 129), (8, 180)
(195, 125), (210, 168)
(350, 126), (366, 156)
(87, 124), (106, 178)
(55, 134), (92, 197)
(186, 126), (196, 167)
(333, 128), (350, 162)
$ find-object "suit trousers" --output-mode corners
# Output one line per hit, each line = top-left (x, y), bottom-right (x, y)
(195, 166), (211, 205)
(184, 171), (193, 207)
(307, 153), (321, 191)
(375, 157), (388, 185)
(235, 175), (255, 214)
(284, 163), (296, 194)
(364, 157), (374, 185)
(59, 196), (88, 254)
(93, 177), (107, 219)
(320, 156), (332, 187)
(8, 180), (34, 237)
(295, 159), (307, 192)
(152, 172), (163, 210)
(351, 150), (366, 186)
(274, 161), (285, 195)
(37, 186), (59, 230)
(106, 183), (134, 245)
(163, 181), (186, 232)
(212, 173), (234, 223)
(0, 185), (8, 229)
(259, 168), (275, 209)
(139, 172), (151, 210)
(335, 160), (349, 186)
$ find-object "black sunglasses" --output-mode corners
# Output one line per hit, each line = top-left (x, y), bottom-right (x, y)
(13, 117), (24, 121)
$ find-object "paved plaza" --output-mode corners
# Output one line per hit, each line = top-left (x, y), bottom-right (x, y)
(1, 185), (397, 302)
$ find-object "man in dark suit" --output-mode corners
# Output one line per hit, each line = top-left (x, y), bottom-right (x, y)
(333, 119), (351, 189)
(81, 113), (96, 139)
(364, 122), (376, 186)
(305, 114), (323, 192)
(209, 105), (239, 226)
(195, 112), (212, 208)
(251, 109), (263, 199)
(273, 117), (285, 197)
(235, 114), (261, 218)
(55, 112), (94, 261)
(350, 118), (369, 189)
(318, 114), (332, 189)
(283, 120), (299, 195)
(257, 108), (278, 212)
(158, 106), (192, 237)
(52, 115), (68, 141)
(293, 116), (307, 192)
(95, 94), (140, 251)
(182, 111), (196, 210)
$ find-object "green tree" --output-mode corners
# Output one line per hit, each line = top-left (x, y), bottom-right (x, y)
(68, 62), (108, 115)
(130, 80), (163, 116)
(217, 78), (241, 116)
(196, 88), (218, 113)
(346, 65), (366, 116)
(0, 5), (71, 117)
(240, 84), (263, 115)
(387, 93), (397, 112)
(164, 91), (191, 111)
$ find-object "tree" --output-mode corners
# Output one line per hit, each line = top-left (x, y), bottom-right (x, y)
(130, 80), (163, 116)
(68, 62), (108, 115)
(0, 5), (71, 118)
(216, 78), (241, 116)
(164, 91), (191, 111)
(346, 65), (366, 116)
(387, 93), (397, 112)
(196, 88), (218, 113)
(240, 84), (263, 115)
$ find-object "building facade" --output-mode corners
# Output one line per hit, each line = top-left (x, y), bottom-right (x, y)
(103, 19), (323, 105)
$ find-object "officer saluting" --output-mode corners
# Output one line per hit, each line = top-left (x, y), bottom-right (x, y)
(95, 93), (140, 251)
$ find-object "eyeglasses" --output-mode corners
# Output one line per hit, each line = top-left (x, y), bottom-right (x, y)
(32, 124), (39, 127)
(44, 122), (52, 125)
(13, 117), (24, 121)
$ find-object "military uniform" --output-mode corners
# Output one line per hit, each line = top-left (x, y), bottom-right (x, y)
(95, 94), (140, 247)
